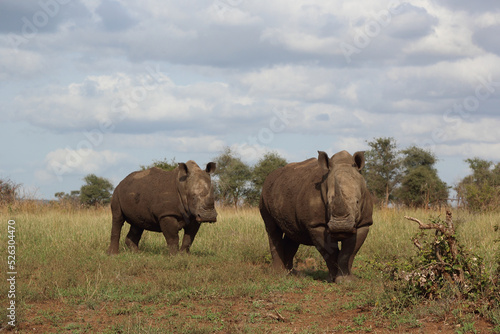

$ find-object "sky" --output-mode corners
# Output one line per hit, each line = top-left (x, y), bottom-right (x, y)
(1, 0), (499, 200)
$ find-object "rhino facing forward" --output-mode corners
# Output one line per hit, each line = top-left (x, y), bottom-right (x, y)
(107, 161), (217, 255)
(260, 150), (373, 283)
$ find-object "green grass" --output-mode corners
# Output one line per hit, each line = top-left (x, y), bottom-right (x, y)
(0, 205), (498, 332)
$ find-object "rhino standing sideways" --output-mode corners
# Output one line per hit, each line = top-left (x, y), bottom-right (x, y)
(260, 150), (373, 283)
(107, 161), (217, 255)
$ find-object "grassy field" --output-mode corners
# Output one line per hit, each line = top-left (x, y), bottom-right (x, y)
(1, 205), (499, 333)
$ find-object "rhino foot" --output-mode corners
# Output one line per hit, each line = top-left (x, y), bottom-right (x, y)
(107, 247), (119, 255)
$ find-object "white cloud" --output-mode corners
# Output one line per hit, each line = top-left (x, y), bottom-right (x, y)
(402, 4), (483, 59)
(436, 142), (500, 161)
(261, 29), (341, 55)
(38, 148), (128, 182)
(204, 2), (262, 26)
(474, 12), (500, 29)
(110, 133), (226, 153)
(230, 142), (289, 164)
(0, 47), (44, 80)
(340, 83), (358, 103)
(242, 65), (336, 101)
(441, 118), (500, 143)
(331, 137), (369, 153)
(2, 0), (500, 199)
(385, 4), (438, 39)
(12, 71), (239, 132)
(399, 114), (442, 135)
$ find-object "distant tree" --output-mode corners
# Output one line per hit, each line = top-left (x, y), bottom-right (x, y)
(79, 174), (114, 206)
(212, 147), (252, 208)
(363, 137), (402, 207)
(455, 158), (500, 211)
(246, 151), (288, 206)
(141, 158), (177, 171)
(0, 178), (20, 205)
(395, 146), (449, 208)
(55, 190), (80, 207)
(400, 145), (436, 170)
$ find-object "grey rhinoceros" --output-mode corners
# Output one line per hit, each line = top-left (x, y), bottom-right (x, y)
(259, 150), (373, 283)
(107, 161), (217, 255)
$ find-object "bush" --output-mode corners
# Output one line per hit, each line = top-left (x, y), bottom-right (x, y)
(0, 178), (20, 205)
(455, 158), (500, 212)
(394, 212), (488, 300)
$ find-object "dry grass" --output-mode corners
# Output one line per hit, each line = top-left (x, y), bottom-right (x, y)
(0, 205), (498, 332)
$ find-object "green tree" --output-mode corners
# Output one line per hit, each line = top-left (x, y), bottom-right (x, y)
(245, 151), (287, 206)
(395, 146), (449, 208)
(141, 158), (177, 171)
(400, 145), (436, 170)
(212, 147), (252, 208)
(79, 174), (114, 206)
(363, 137), (402, 207)
(456, 158), (500, 211)
(55, 190), (80, 207)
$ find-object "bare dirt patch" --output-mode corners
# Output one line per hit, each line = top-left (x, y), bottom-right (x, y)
(15, 285), (495, 333)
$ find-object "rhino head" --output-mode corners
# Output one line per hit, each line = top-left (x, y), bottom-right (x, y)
(178, 161), (217, 223)
(318, 150), (367, 235)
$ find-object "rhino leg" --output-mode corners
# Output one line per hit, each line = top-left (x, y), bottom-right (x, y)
(335, 226), (370, 283)
(308, 226), (341, 282)
(179, 222), (201, 253)
(267, 226), (286, 271)
(159, 217), (181, 255)
(261, 209), (286, 271)
(283, 236), (300, 271)
(265, 230), (300, 273)
(261, 204), (300, 273)
(125, 225), (144, 252)
(107, 206), (125, 255)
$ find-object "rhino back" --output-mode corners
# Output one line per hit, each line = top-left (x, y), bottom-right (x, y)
(261, 158), (326, 245)
(113, 168), (180, 231)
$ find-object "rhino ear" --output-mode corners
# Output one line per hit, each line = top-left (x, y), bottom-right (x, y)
(178, 162), (189, 179)
(206, 162), (216, 174)
(317, 151), (330, 171)
(353, 151), (365, 170)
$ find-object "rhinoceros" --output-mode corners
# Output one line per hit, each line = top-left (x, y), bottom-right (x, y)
(259, 150), (373, 283)
(107, 161), (217, 255)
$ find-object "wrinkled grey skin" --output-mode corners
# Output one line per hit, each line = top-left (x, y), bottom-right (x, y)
(259, 150), (373, 283)
(107, 161), (217, 255)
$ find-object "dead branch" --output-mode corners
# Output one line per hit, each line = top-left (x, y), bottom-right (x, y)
(404, 211), (468, 293)
(412, 238), (422, 250)
(446, 210), (456, 231)
(404, 215), (447, 234)
(404, 210), (456, 238)
(267, 310), (285, 322)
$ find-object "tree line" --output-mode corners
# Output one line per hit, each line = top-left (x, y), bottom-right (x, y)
(362, 137), (499, 211)
(134, 138), (499, 211)
(2, 137), (497, 211)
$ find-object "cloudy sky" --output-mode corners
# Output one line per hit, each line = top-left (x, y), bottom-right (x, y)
(1, 0), (499, 200)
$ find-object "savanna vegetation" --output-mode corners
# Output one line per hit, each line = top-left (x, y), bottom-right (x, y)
(0, 203), (499, 333)
(134, 138), (499, 211)
(41, 137), (500, 211)
(1, 137), (499, 332)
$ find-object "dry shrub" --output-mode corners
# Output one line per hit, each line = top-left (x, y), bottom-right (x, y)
(0, 178), (20, 206)
(396, 211), (491, 301)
